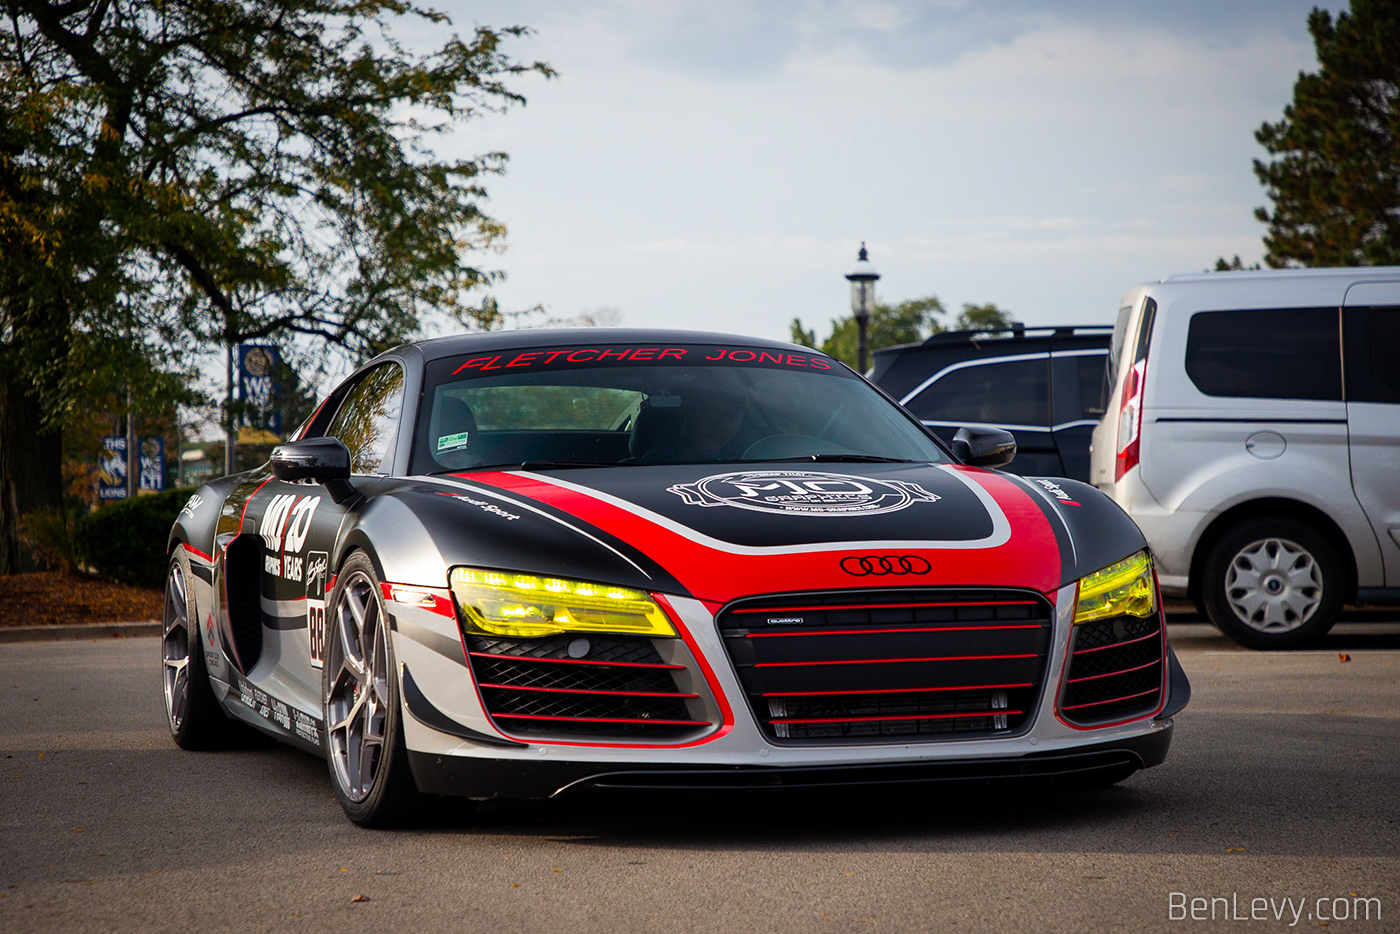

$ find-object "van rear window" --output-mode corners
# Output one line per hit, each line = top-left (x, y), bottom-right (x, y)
(1184, 308), (1342, 401)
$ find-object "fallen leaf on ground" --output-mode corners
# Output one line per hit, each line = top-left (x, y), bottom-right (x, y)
(1339, 653), (1351, 662)
(350, 894), (369, 903)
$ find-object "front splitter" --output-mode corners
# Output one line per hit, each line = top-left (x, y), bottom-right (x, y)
(407, 726), (1171, 799)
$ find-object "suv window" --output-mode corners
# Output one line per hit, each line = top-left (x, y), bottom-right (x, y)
(1076, 353), (1108, 419)
(1185, 307), (1341, 401)
(325, 363), (405, 474)
(906, 358), (1049, 427)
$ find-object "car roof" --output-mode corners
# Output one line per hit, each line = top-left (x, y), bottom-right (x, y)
(869, 325), (1111, 401)
(410, 328), (820, 363)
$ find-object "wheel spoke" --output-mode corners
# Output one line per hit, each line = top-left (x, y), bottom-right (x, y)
(169, 568), (188, 625)
(338, 612), (365, 677)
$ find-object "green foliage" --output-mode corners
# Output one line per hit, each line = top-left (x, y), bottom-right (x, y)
(1253, 0), (1400, 266)
(0, 0), (553, 426)
(792, 296), (947, 368)
(1211, 255), (1262, 272)
(72, 490), (186, 587)
(954, 303), (1015, 332)
(17, 506), (79, 574)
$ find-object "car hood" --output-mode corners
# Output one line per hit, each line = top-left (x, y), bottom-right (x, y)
(443, 462), (1068, 604)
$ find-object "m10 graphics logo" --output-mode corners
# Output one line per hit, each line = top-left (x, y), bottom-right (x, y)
(258, 494), (321, 580)
(667, 470), (940, 517)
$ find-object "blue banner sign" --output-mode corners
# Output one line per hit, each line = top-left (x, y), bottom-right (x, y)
(98, 435), (166, 499)
(238, 343), (282, 434)
(98, 436), (127, 500)
(139, 436), (165, 491)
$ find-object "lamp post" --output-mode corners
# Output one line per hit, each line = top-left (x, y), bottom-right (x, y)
(845, 242), (880, 373)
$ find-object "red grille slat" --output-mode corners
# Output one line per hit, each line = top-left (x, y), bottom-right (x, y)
(732, 600), (1040, 614)
(468, 651), (684, 671)
(1061, 686), (1160, 711)
(761, 682), (1033, 698)
(753, 652), (1038, 669)
(745, 624), (1044, 639)
(491, 713), (709, 726)
(769, 709), (1022, 725)
(1069, 626), (1161, 655)
(479, 682), (698, 699)
(1065, 659), (1160, 684)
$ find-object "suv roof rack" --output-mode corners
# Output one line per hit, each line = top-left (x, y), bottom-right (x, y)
(920, 323), (1112, 345)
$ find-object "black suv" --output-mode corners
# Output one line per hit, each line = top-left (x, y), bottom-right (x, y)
(870, 325), (1112, 481)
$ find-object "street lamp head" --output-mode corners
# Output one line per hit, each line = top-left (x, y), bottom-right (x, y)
(845, 241), (880, 321)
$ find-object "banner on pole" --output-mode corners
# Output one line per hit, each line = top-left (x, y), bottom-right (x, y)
(139, 436), (166, 491)
(98, 436), (127, 500)
(237, 343), (282, 434)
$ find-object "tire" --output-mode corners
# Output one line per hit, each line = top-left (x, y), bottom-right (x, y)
(1200, 517), (1343, 650)
(323, 552), (422, 827)
(162, 550), (241, 749)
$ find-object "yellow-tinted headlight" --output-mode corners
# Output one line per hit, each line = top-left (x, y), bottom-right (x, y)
(1074, 550), (1157, 624)
(449, 567), (676, 639)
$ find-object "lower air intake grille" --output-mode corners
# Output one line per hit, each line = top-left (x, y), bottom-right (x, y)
(1059, 614), (1165, 726)
(717, 589), (1053, 745)
(464, 634), (708, 738)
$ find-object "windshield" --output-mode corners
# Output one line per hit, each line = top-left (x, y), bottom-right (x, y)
(410, 342), (948, 473)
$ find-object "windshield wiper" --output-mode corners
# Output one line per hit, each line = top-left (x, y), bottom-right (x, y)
(517, 460), (629, 470)
(748, 454), (918, 464)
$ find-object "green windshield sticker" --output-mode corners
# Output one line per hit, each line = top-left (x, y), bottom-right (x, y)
(437, 431), (471, 452)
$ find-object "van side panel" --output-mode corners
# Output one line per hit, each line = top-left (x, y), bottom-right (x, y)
(1098, 274), (1388, 594)
(1343, 283), (1400, 587)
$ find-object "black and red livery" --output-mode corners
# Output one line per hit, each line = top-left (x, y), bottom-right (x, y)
(162, 329), (1188, 826)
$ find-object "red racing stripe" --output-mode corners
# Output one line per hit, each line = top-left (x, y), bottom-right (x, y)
(457, 466), (1061, 602)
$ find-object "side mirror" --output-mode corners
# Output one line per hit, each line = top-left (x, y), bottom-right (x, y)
(270, 437), (356, 503)
(951, 426), (1017, 469)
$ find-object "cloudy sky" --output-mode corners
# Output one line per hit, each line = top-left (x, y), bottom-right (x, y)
(424, 0), (1329, 342)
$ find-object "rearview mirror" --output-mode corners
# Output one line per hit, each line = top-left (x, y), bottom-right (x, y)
(951, 426), (1016, 469)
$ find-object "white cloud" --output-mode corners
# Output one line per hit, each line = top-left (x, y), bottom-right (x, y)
(424, 1), (1319, 338)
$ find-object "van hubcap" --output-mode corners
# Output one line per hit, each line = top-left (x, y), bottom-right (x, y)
(1225, 538), (1322, 633)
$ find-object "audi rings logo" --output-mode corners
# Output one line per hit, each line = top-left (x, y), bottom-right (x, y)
(839, 554), (931, 576)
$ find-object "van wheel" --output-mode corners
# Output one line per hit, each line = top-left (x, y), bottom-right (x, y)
(1200, 518), (1342, 650)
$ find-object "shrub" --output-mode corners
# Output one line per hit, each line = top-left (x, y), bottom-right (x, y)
(17, 506), (80, 574)
(73, 489), (188, 587)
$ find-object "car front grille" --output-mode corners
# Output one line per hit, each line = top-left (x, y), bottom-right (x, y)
(464, 634), (710, 738)
(717, 589), (1054, 744)
(1058, 614), (1165, 726)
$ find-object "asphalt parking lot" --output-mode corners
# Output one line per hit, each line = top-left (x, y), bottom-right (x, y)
(2, 619), (1397, 934)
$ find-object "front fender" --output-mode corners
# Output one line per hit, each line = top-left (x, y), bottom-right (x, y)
(337, 483), (684, 594)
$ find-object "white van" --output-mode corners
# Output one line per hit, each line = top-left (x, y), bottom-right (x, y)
(1090, 268), (1400, 649)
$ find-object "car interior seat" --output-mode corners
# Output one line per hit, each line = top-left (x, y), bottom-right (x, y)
(628, 398), (685, 461)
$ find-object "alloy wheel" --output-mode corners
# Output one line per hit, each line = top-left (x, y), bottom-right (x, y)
(1224, 537), (1322, 633)
(161, 561), (191, 733)
(325, 571), (390, 803)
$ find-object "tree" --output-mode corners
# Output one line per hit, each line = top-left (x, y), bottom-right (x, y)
(1210, 255), (1262, 272)
(1253, 0), (1400, 267)
(791, 296), (946, 368)
(953, 302), (1015, 332)
(0, 1), (549, 570)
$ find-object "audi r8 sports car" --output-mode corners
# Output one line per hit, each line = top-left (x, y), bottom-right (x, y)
(163, 329), (1190, 826)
